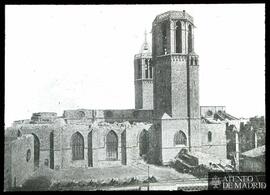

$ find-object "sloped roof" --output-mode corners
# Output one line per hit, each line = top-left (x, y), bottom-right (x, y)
(161, 112), (172, 119)
(242, 145), (265, 158)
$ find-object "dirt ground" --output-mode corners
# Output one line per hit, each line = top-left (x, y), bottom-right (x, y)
(21, 161), (196, 190)
(53, 162), (195, 182)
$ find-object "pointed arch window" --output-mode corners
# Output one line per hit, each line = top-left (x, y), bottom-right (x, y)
(188, 25), (193, 53)
(106, 131), (118, 160)
(139, 129), (149, 156)
(174, 131), (187, 146)
(175, 21), (182, 53)
(161, 21), (168, 54)
(145, 59), (149, 79)
(149, 59), (153, 78)
(137, 59), (141, 79)
(71, 132), (84, 160)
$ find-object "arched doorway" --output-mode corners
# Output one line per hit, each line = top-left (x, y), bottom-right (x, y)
(49, 131), (54, 169)
(88, 131), (93, 167)
(32, 133), (40, 169)
(121, 130), (127, 165)
(106, 130), (118, 160)
(139, 129), (149, 157)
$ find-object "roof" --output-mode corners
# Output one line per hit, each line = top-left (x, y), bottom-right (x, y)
(153, 10), (194, 25)
(242, 145), (265, 158)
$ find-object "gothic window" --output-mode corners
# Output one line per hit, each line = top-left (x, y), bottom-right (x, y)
(137, 59), (141, 79)
(106, 131), (118, 160)
(175, 21), (182, 53)
(174, 131), (187, 146)
(139, 129), (149, 156)
(208, 131), (212, 142)
(188, 25), (193, 53)
(71, 132), (84, 160)
(145, 59), (149, 78)
(32, 133), (40, 168)
(161, 22), (168, 54)
(49, 131), (54, 169)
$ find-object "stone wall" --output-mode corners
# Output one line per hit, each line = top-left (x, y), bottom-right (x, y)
(4, 139), (12, 190)
(171, 57), (188, 118)
(63, 109), (153, 123)
(160, 118), (189, 164)
(5, 135), (35, 189)
(201, 123), (227, 160)
(6, 124), (61, 169)
(142, 80), (153, 110)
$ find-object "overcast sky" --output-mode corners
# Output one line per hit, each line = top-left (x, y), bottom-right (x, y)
(5, 4), (265, 126)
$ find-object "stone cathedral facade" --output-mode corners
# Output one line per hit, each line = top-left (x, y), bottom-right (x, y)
(5, 10), (241, 188)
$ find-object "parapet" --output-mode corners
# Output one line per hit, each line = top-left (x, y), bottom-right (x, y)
(30, 112), (57, 124)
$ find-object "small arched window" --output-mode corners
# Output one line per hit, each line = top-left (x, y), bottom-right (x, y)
(106, 131), (118, 160)
(175, 21), (182, 53)
(188, 25), (193, 53)
(71, 132), (84, 160)
(174, 131), (187, 146)
(208, 131), (212, 142)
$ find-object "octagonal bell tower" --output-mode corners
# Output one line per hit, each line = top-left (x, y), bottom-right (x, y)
(150, 10), (201, 164)
(134, 31), (153, 110)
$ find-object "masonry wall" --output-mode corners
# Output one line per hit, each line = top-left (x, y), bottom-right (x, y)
(160, 119), (189, 164)
(142, 80), (153, 109)
(126, 123), (152, 165)
(153, 56), (172, 117)
(135, 80), (143, 109)
(171, 56), (188, 118)
(10, 135), (34, 188)
(240, 156), (265, 172)
(7, 124), (62, 169)
(4, 138), (13, 190)
(61, 124), (92, 168)
(64, 109), (153, 123)
(60, 122), (149, 168)
(148, 120), (162, 164)
(201, 123), (227, 160)
(189, 119), (202, 153)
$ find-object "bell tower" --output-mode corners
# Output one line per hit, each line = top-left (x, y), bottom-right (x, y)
(150, 10), (201, 164)
(134, 30), (153, 110)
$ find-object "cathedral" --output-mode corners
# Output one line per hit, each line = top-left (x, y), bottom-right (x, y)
(5, 10), (242, 188)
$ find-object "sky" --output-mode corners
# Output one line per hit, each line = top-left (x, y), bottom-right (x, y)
(5, 4), (265, 127)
